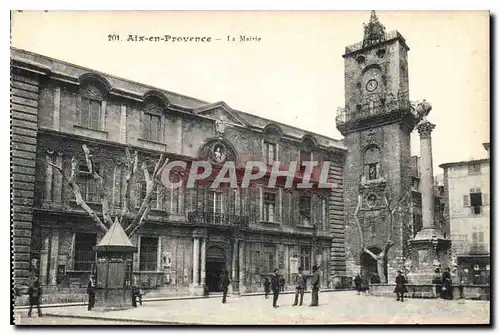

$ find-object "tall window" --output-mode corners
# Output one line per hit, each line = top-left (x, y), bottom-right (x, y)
(413, 213), (422, 237)
(263, 245), (276, 273)
(263, 191), (276, 222)
(264, 141), (277, 164)
(471, 231), (485, 252)
(299, 150), (312, 173)
(74, 233), (97, 271)
(143, 113), (161, 142)
(466, 188), (484, 215)
(300, 246), (311, 272)
(139, 236), (159, 271)
(165, 188), (180, 214)
(80, 97), (102, 130)
(140, 181), (159, 209)
(208, 190), (223, 213)
(299, 195), (311, 226)
(363, 146), (381, 181)
(468, 163), (481, 175)
(77, 164), (99, 203)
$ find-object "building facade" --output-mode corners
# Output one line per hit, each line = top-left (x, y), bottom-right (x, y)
(11, 48), (347, 300)
(440, 144), (490, 285)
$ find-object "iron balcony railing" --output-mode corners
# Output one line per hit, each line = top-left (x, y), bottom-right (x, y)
(336, 90), (411, 125)
(187, 210), (249, 228)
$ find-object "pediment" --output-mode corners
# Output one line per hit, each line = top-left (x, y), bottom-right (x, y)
(194, 101), (249, 128)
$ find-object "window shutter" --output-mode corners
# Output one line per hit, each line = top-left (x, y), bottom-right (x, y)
(463, 195), (470, 207)
(483, 193), (489, 206)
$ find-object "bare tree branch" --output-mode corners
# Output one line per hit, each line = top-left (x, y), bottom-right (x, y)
(125, 156), (169, 236)
(49, 158), (108, 233)
(82, 144), (113, 227)
(119, 149), (138, 225)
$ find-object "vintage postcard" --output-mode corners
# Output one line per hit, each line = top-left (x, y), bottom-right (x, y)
(10, 10), (490, 325)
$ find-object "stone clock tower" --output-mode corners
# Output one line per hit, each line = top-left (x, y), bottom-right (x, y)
(336, 11), (420, 282)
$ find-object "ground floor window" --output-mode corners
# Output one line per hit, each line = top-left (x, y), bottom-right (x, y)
(74, 233), (97, 271)
(262, 245), (276, 273)
(300, 246), (311, 272)
(140, 236), (159, 271)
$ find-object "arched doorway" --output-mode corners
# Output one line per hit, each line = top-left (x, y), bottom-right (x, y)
(360, 246), (386, 284)
(206, 246), (227, 292)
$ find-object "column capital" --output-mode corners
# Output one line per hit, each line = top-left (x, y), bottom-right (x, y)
(416, 121), (436, 139)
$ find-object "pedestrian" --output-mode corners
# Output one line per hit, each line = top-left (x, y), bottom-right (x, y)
(279, 275), (285, 292)
(394, 270), (407, 302)
(87, 274), (96, 311)
(27, 279), (42, 317)
(309, 265), (320, 307)
(441, 267), (453, 300)
(292, 266), (306, 306)
(220, 270), (231, 304)
(354, 273), (362, 295)
(271, 268), (280, 308)
(263, 277), (271, 299)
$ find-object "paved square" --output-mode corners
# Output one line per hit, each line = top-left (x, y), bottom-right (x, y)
(15, 291), (490, 325)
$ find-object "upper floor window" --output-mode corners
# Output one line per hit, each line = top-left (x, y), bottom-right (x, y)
(77, 164), (100, 203)
(464, 188), (488, 215)
(468, 163), (481, 175)
(321, 197), (328, 231)
(412, 178), (420, 192)
(79, 81), (107, 131)
(263, 191), (276, 222)
(264, 141), (277, 165)
(142, 100), (163, 143)
(299, 194), (311, 226)
(208, 190), (223, 214)
(164, 188), (181, 214)
(139, 181), (159, 209)
(363, 146), (381, 181)
(80, 97), (102, 130)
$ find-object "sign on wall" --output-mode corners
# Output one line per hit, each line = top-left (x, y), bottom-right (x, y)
(290, 257), (298, 274)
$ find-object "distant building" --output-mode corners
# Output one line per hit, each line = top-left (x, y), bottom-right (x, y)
(409, 156), (447, 240)
(440, 144), (490, 284)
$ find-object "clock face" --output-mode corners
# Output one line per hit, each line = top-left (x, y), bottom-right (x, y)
(366, 79), (378, 92)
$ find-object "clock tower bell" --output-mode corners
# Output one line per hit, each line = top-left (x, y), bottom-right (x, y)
(336, 11), (420, 283)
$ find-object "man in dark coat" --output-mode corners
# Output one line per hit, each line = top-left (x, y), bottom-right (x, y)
(292, 266), (306, 306)
(394, 270), (407, 302)
(263, 277), (271, 299)
(310, 265), (320, 307)
(354, 274), (363, 294)
(220, 270), (231, 304)
(87, 275), (96, 310)
(441, 267), (453, 300)
(271, 268), (280, 308)
(28, 279), (42, 317)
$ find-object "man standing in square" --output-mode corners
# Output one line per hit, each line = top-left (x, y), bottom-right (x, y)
(292, 266), (306, 306)
(310, 265), (320, 307)
(271, 268), (280, 308)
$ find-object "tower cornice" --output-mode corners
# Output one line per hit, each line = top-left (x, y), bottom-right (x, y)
(343, 30), (410, 58)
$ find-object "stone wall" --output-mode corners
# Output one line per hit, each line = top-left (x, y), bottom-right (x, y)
(11, 68), (40, 286)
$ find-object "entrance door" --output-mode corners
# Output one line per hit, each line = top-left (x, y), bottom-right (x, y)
(206, 246), (227, 292)
(206, 261), (226, 292)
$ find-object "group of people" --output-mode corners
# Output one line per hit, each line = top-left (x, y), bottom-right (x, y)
(220, 266), (322, 308)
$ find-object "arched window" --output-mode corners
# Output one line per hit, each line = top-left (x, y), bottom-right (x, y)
(363, 146), (381, 181)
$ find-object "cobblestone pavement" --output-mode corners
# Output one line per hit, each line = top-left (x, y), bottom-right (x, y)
(14, 314), (153, 325)
(16, 291), (490, 325)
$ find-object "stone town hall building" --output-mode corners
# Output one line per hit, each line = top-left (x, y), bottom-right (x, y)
(12, 13), (440, 301)
(11, 48), (346, 300)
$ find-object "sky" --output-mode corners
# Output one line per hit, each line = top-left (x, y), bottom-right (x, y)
(10, 10), (490, 173)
